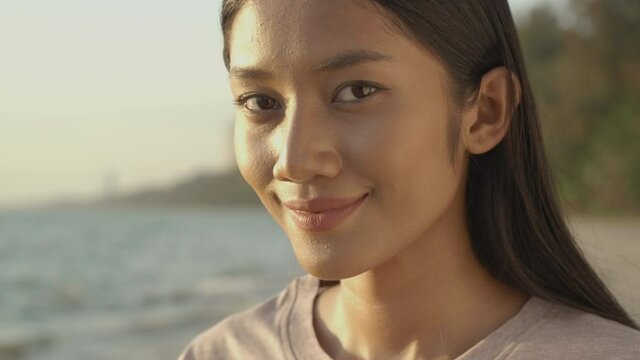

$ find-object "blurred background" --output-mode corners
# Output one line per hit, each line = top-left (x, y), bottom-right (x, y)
(0, 0), (638, 359)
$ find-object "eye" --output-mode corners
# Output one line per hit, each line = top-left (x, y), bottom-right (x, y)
(235, 95), (282, 112)
(333, 82), (380, 103)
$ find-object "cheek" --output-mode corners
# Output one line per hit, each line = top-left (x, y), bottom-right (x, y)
(364, 97), (456, 212)
(233, 122), (273, 193)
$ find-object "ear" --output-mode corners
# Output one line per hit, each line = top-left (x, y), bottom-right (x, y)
(461, 67), (521, 155)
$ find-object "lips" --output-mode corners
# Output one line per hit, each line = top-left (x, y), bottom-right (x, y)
(282, 194), (368, 213)
(283, 193), (369, 232)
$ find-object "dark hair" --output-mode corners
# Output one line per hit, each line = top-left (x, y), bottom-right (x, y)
(220, 0), (638, 329)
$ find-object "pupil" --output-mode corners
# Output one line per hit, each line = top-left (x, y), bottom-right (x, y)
(258, 97), (273, 109)
(353, 85), (373, 99)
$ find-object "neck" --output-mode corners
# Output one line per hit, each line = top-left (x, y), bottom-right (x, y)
(313, 199), (529, 360)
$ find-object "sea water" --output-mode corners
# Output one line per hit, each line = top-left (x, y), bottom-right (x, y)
(0, 207), (303, 360)
(2, 208), (639, 360)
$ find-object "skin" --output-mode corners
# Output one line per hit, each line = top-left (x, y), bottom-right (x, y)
(227, 0), (527, 359)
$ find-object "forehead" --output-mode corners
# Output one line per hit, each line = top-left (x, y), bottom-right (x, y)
(228, 0), (406, 73)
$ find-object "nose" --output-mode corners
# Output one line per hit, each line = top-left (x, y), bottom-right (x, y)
(272, 102), (342, 183)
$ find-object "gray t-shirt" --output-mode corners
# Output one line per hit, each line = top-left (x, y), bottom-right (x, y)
(177, 274), (640, 359)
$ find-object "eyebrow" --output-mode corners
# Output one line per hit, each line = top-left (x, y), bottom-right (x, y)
(229, 49), (393, 81)
(312, 49), (393, 72)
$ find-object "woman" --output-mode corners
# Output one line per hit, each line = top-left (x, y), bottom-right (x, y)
(179, 0), (640, 359)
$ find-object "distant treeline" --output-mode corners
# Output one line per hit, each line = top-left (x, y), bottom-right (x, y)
(97, 171), (260, 208)
(519, 0), (639, 213)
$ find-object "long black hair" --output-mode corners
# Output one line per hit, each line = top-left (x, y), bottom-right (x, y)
(220, 0), (638, 329)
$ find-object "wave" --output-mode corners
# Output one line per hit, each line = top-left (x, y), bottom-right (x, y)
(140, 272), (266, 307)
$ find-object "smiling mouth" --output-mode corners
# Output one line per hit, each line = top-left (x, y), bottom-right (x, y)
(285, 193), (369, 232)
(282, 193), (369, 212)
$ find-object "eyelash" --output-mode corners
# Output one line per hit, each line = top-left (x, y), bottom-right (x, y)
(232, 80), (387, 113)
(232, 94), (281, 113)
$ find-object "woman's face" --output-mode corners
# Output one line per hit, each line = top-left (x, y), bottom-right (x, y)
(228, 0), (467, 279)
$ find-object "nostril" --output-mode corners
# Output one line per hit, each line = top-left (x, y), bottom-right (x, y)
(273, 148), (342, 183)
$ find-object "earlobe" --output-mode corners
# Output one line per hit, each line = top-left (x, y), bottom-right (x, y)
(463, 67), (521, 155)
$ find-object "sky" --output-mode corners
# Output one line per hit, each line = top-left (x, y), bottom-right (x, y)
(0, 0), (561, 208)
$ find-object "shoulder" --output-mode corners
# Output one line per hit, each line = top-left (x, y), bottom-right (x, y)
(516, 298), (640, 359)
(176, 275), (313, 360)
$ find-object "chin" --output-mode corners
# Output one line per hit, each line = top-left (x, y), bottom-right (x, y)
(293, 248), (369, 281)
(282, 213), (384, 281)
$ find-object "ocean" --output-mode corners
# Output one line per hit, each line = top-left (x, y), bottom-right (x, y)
(0, 209), (638, 360)
(0, 208), (303, 360)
